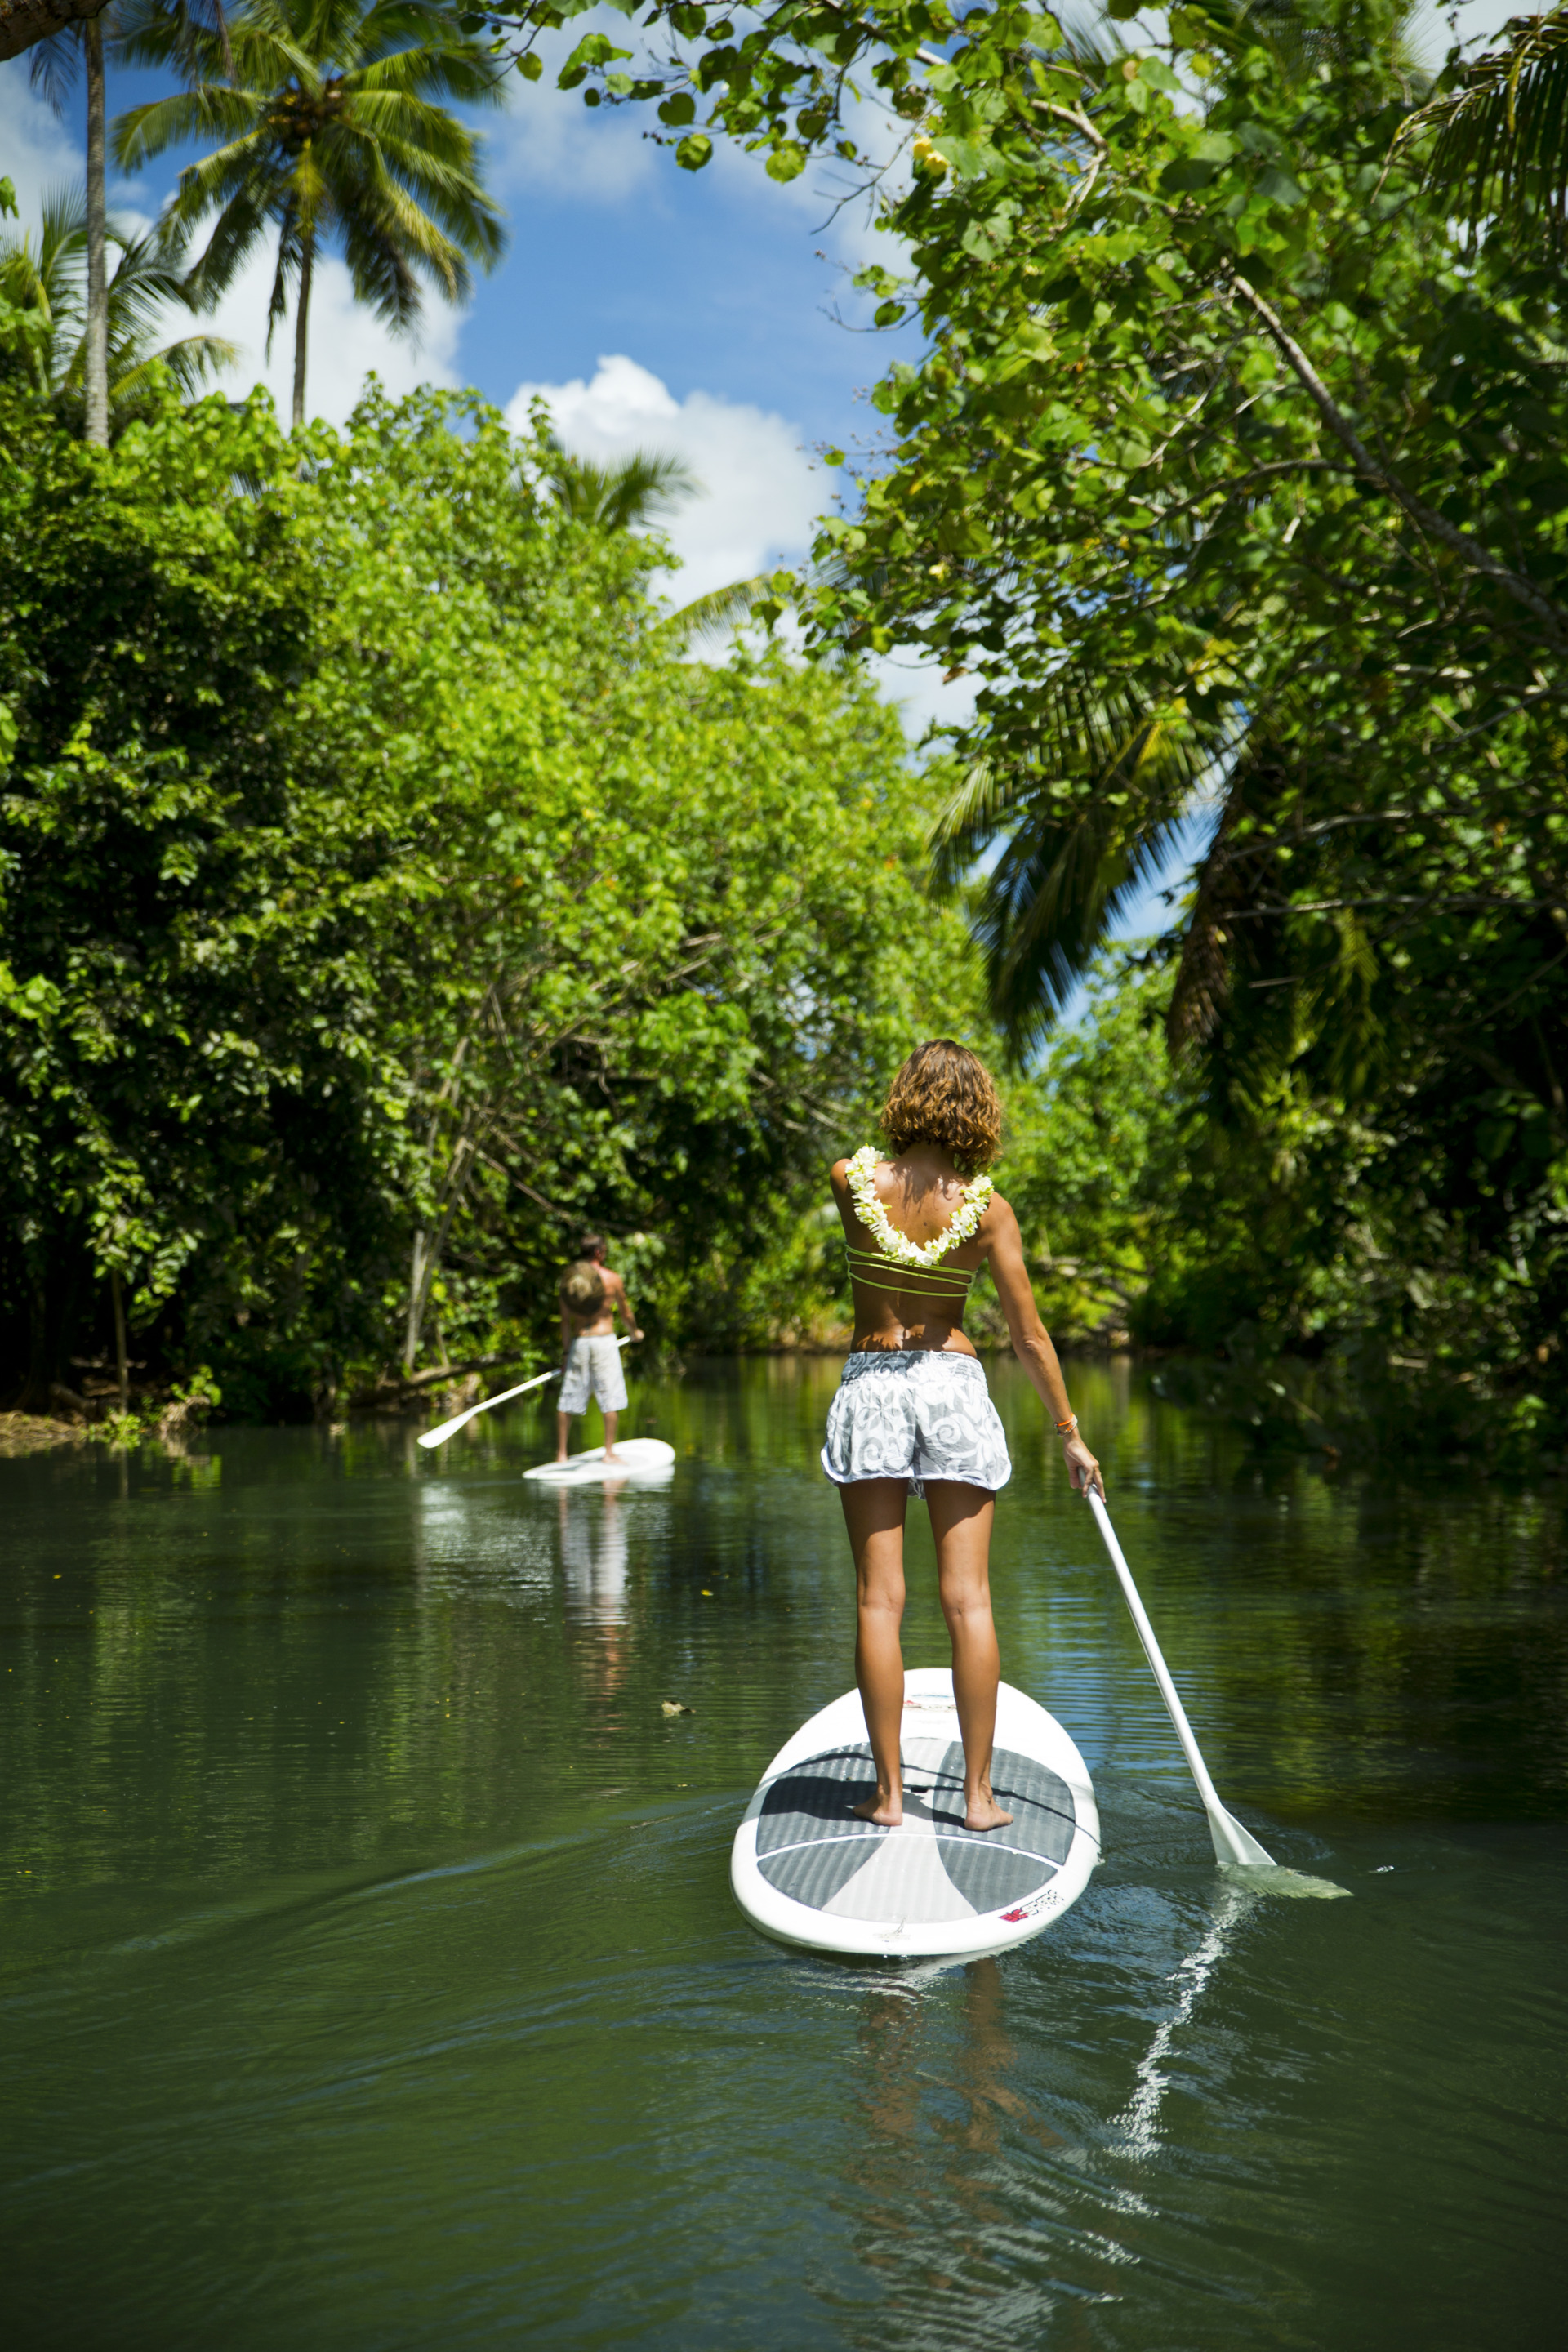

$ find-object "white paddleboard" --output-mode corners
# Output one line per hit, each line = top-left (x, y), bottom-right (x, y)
(731, 1666), (1099, 1962)
(523, 1437), (675, 1486)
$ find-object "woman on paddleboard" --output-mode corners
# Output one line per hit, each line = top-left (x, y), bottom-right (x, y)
(825, 1040), (1103, 1833)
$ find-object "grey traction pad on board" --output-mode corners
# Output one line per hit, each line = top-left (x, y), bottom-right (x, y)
(755, 1739), (1077, 1922)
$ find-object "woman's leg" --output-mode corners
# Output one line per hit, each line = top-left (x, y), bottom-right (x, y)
(840, 1477), (910, 1825)
(927, 1481), (1012, 1832)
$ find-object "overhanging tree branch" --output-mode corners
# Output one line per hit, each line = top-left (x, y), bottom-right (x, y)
(1226, 268), (1568, 650)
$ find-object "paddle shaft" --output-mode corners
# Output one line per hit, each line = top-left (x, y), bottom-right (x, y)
(1088, 1489), (1231, 1823)
(417, 1336), (632, 1449)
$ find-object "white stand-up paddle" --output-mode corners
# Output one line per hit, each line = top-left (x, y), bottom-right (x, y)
(416, 1337), (633, 1450)
(1088, 1489), (1276, 1868)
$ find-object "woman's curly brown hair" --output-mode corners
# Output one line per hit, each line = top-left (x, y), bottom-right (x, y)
(879, 1040), (1002, 1176)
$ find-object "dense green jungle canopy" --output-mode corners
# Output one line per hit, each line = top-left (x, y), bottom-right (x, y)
(0, 382), (990, 1416)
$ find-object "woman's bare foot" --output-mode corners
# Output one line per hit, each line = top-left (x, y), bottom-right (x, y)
(853, 1791), (903, 1826)
(964, 1791), (1013, 1832)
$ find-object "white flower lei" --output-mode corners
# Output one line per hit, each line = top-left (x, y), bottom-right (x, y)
(846, 1145), (994, 1268)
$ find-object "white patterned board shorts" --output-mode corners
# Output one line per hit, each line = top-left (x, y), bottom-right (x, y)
(821, 1350), (1011, 1498)
(559, 1337), (628, 1417)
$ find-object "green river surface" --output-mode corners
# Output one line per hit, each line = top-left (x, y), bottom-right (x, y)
(4, 1357), (1566, 2350)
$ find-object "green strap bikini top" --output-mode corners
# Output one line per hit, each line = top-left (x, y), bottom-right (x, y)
(842, 1241), (978, 1298)
(840, 1145), (993, 1298)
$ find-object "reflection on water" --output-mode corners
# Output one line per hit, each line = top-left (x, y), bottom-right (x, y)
(1114, 1881), (1257, 2163)
(2, 1358), (1565, 2350)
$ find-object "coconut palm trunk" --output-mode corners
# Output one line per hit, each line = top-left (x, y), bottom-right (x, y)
(82, 14), (108, 447)
(291, 224), (312, 428)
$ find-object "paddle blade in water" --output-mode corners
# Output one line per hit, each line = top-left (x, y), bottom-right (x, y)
(1218, 1863), (1352, 1900)
(417, 1409), (479, 1450)
(417, 1368), (560, 1449)
(1207, 1802), (1277, 1869)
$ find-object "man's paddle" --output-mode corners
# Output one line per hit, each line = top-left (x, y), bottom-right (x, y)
(416, 1337), (634, 1450)
(1087, 1488), (1276, 1868)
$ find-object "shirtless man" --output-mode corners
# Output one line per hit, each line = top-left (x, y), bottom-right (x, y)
(556, 1235), (644, 1463)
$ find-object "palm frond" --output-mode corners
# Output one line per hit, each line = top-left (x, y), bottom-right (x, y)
(1, 182), (242, 427)
(109, 0), (505, 411)
(29, 25), (84, 116)
(544, 441), (700, 532)
(932, 666), (1243, 1044)
(1396, 7), (1568, 243)
(112, 331), (238, 399)
(113, 90), (262, 174)
(668, 576), (777, 646)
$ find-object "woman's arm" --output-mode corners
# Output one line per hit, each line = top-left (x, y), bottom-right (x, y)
(984, 1195), (1105, 1497)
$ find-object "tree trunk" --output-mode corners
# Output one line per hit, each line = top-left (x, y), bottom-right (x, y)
(403, 1227), (429, 1376)
(82, 13), (108, 448)
(292, 230), (313, 430)
(23, 1273), (51, 1413)
(110, 1267), (128, 1410)
(0, 0), (109, 66)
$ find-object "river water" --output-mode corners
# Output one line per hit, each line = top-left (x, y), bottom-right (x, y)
(4, 1358), (1565, 2349)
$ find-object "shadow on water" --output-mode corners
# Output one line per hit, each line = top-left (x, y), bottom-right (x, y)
(2, 1359), (1565, 2349)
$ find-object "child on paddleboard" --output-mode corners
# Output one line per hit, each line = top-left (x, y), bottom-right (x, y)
(556, 1236), (643, 1464)
(824, 1040), (1104, 1832)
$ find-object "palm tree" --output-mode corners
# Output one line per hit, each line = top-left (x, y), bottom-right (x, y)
(540, 436), (777, 644)
(0, 183), (238, 428)
(0, 185), (238, 422)
(111, 0), (506, 427)
(28, 9), (114, 445)
(541, 441), (698, 532)
(1396, 8), (1568, 250)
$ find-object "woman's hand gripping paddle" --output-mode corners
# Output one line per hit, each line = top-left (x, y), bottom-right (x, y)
(1087, 1489), (1276, 1869)
(417, 1336), (634, 1450)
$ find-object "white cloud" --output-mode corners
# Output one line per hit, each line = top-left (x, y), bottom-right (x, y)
(200, 239), (462, 429)
(864, 652), (980, 742)
(485, 19), (904, 300)
(506, 352), (821, 603)
(0, 56), (90, 220)
(505, 353), (977, 742)
(497, 89), (655, 202)
(488, 12), (662, 205)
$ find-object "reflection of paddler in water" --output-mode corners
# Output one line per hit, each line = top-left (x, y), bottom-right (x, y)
(555, 1233), (644, 1464)
(842, 1962), (1062, 2324)
(824, 1040), (1104, 1833)
(557, 1485), (630, 1625)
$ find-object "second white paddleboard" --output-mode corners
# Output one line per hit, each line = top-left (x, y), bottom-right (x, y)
(523, 1437), (675, 1486)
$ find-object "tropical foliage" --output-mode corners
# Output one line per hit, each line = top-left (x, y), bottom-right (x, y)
(112, 0), (506, 423)
(0, 380), (982, 1415)
(1400, 6), (1568, 247)
(0, 186), (236, 427)
(501, 0), (1568, 1455)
